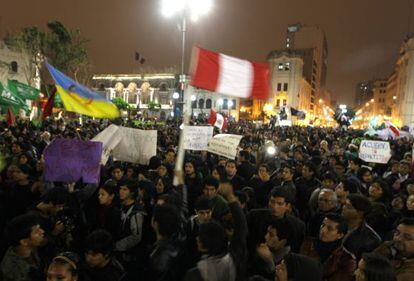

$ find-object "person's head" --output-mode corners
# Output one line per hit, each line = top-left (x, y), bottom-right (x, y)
(319, 213), (347, 243)
(399, 160), (411, 176)
(156, 177), (171, 194)
(318, 189), (338, 212)
(194, 196), (213, 224)
(165, 148), (175, 164)
(407, 194), (414, 211)
(98, 181), (116, 206)
(157, 164), (168, 177)
(110, 165), (124, 181)
(322, 172), (337, 189)
(358, 167), (373, 184)
(239, 150), (251, 162)
(265, 218), (294, 251)
(6, 214), (45, 249)
(393, 218), (414, 258)
(152, 204), (180, 239)
(84, 230), (113, 268)
(119, 180), (138, 202)
(268, 188), (294, 218)
(349, 158), (362, 172)
(234, 190), (248, 209)
(211, 165), (225, 181)
(302, 162), (316, 180)
(14, 164), (30, 182)
(342, 194), (372, 222)
(258, 164), (270, 181)
(47, 252), (80, 281)
(281, 165), (294, 182)
(328, 155), (338, 167)
(334, 162), (346, 178)
(41, 186), (71, 215)
(335, 179), (359, 204)
(126, 165), (138, 179)
(354, 253), (396, 281)
(19, 153), (29, 165)
(225, 160), (237, 177)
(11, 141), (22, 155)
(389, 160), (399, 174)
(197, 221), (228, 256)
(203, 177), (220, 200)
(369, 179), (391, 203)
(392, 194), (407, 211)
(184, 161), (196, 176)
(406, 179), (414, 195)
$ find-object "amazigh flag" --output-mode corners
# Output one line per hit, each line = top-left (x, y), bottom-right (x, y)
(8, 80), (40, 100)
(45, 61), (120, 118)
(0, 82), (28, 113)
(190, 47), (269, 99)
(44, 138), (103, 184)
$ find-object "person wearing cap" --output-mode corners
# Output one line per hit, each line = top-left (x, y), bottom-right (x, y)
(342, 194), (382, 259)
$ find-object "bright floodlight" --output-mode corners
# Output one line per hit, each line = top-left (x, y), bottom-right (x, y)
(191, 94), (197, 101)
(162, 0), (213, 20)
(228, 100), (234, 107)
(173, 92), (180, 99)
(264, 140), (276, 155)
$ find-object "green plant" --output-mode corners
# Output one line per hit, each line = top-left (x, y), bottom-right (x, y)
(112, 97), (130, 110)
(148, 101), (161, 110)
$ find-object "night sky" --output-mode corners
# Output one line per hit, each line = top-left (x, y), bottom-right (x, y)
(1, 0), (412, 106)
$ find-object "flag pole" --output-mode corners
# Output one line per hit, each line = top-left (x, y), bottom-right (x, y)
(173, 85), (193, 185)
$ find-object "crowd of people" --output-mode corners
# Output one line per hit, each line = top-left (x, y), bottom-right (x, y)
(0, 116), (413, 281)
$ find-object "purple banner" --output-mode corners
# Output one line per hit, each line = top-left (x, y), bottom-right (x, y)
(44, 138), (102, 184)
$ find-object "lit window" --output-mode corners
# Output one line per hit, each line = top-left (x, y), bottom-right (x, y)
(285, 62), (290, 70)
(278, 63), (284, 70)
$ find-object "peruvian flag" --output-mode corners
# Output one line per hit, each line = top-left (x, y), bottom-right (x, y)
(190, 47), (269, 99)
(208, 110), (227, 131)
(386, 121), (400, 138)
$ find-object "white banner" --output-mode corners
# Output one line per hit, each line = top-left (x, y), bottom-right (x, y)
(92, 125), (157, 165)
(358, 140), (391, 164)
(91, 124), (122, 165)
(207, 134), (243, 159)
(184, 126), (214, 151)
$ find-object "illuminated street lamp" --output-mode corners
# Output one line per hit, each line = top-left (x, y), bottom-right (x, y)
(393, 96), (397, 100)
(370, 98), (374, 103)
(161, 0), (213, 117)
(365, 102), (369, 107)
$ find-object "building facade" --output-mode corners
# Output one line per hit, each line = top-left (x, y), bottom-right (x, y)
(0, 41), (34, 87)
(92, 73), (239, 120)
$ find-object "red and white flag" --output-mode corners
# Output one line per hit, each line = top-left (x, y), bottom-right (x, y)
(386, 121), (400, 138)
(208, 110), (227, 131)
(190, 47), (269, 99)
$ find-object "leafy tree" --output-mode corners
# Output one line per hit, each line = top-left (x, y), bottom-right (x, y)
(112, 97), (130, 111)
(4, 21), (91, 86)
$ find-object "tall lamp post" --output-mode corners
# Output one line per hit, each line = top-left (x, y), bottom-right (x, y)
(161, 0), (213, 184)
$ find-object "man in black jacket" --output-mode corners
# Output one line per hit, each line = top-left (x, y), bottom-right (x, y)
(149, 203), (183, 281)
(247, 188), (305, 253)
(237, 150), (256, 182)
(342, 194), (382, 259)
(184, 180), (248, 281)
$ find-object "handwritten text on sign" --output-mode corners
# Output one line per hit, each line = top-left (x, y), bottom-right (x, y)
(207, 134), (243, 159)
(358, 140), (391, 164)
(183, 126), (214, 151)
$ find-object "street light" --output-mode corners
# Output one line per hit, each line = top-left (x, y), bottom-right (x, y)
(161, 0), (213, 118)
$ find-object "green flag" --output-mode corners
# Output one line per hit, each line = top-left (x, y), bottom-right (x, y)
(0, 82), (29, 112)
(8, 79), (40, 100)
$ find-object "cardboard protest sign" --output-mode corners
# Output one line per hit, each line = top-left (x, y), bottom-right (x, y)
(44, 138), (102, 184)
(92, 125), (157, 165)
(358, 140), (391, 164)
(207, 134), (243, 159)
(183, 126), (214, 151)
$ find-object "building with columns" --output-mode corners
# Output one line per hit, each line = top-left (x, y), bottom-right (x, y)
(92, 73), (239, 120)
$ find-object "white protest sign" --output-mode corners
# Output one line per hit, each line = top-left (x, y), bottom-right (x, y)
(92, 124), (122, 165)
(358, 140), (391, 164)
(207, 134), (243, 159)
(92, 125), (157, 165)
(183, 126), (214, 151)
(113, 127), (157, 165)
